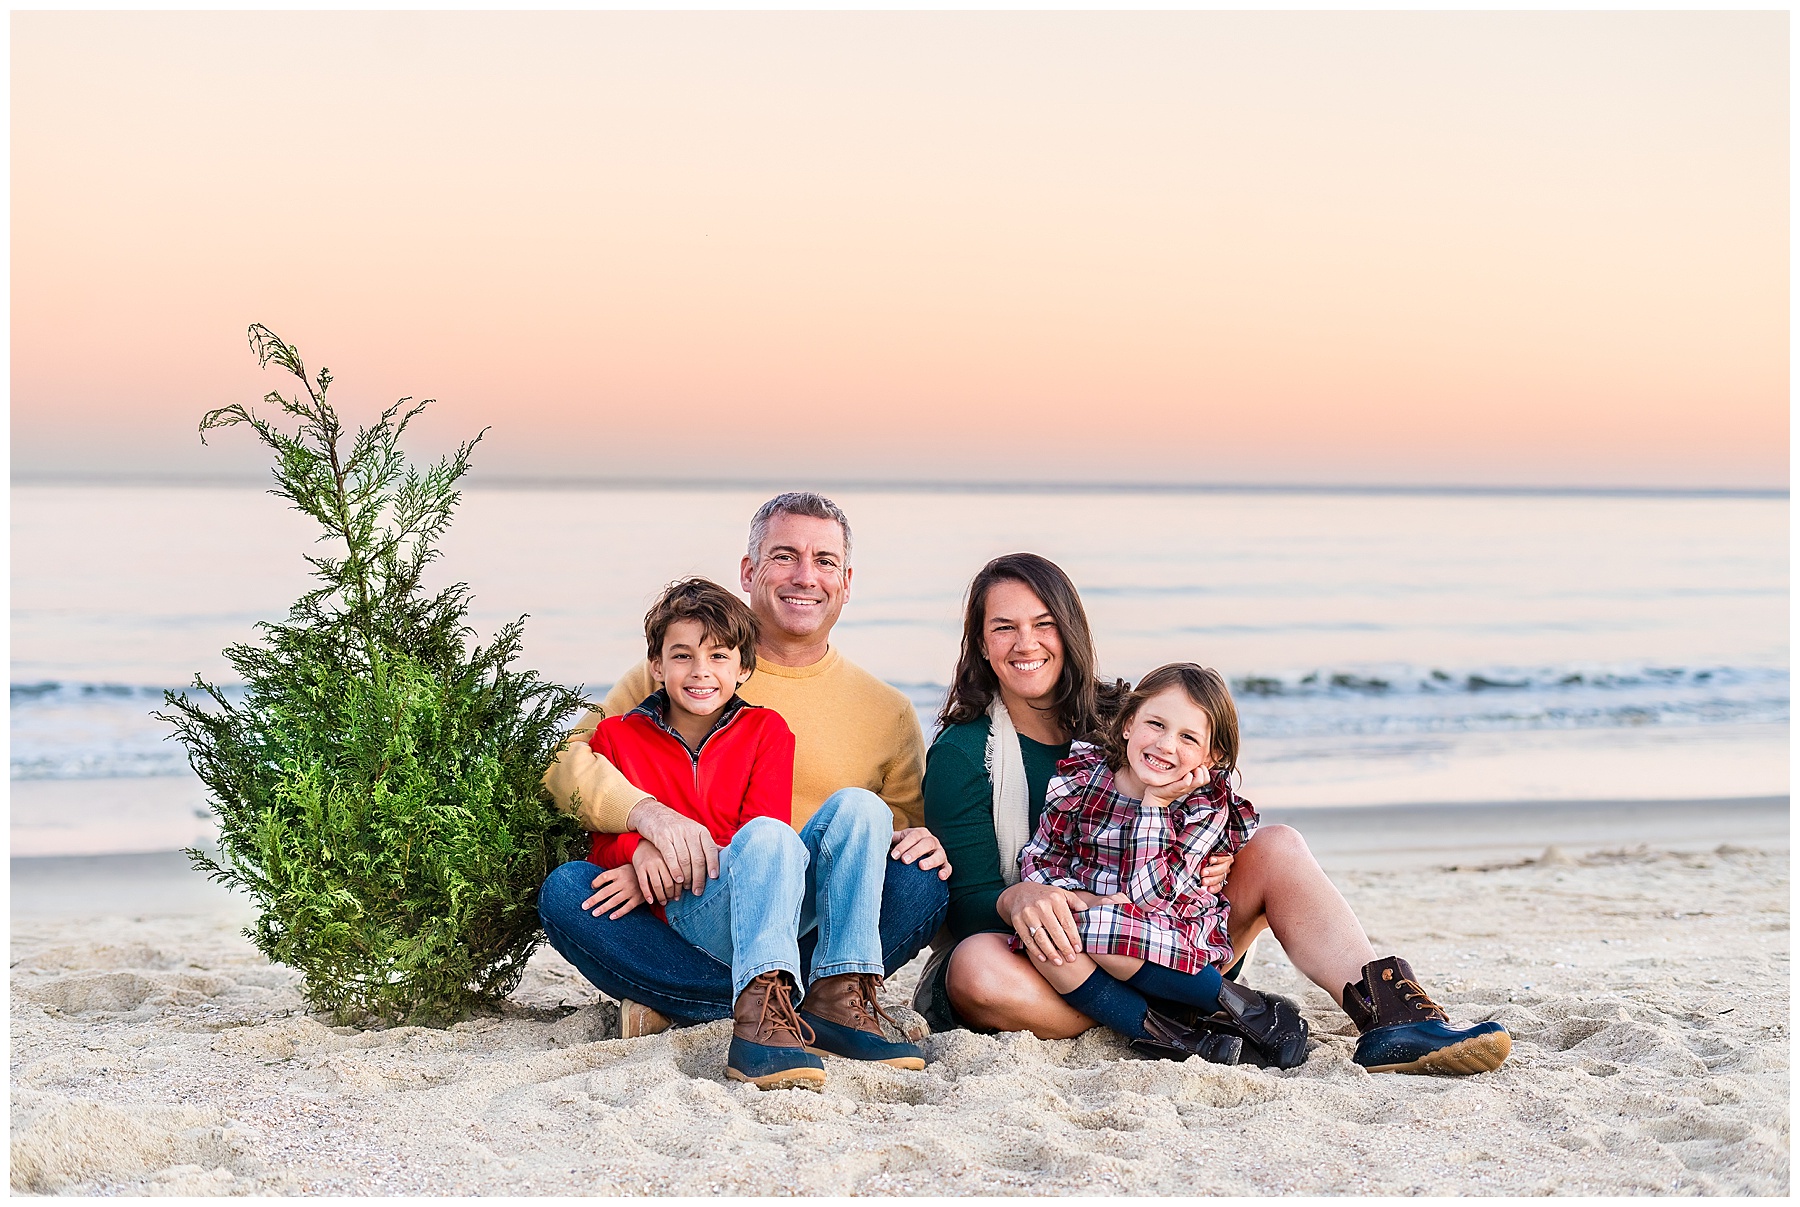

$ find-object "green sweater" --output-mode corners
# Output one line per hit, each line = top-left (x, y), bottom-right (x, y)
(922, 717), (1071, 942)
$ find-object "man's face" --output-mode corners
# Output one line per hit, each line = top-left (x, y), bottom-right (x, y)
(740, 512), (852, 643)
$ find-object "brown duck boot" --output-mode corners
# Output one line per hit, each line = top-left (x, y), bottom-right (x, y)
(799, 973), (927, 1070)
(617, 998), (673, 1040)
(1342, 956), (1511, 1075)
(727, 972), (826, 1090)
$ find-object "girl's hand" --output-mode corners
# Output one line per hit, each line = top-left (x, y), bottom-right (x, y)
(631, 842), (679, 905)
(1069, 890), (1132, 910)
(999, 882), (1087, 967)
(1201, 851), (1234, 894)
(1143, 766), (1205, 810)
(582, 865), (646, 919)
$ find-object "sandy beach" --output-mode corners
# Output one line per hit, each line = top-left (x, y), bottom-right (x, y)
(10, 798), (1788, 1196)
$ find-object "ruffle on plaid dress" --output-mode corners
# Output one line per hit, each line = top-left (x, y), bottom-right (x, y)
(1015, 741), (1258, 974)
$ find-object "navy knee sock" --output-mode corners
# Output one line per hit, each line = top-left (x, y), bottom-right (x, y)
(1059, 968), (1150, 1040)
(1126, 961), (1223, 1014)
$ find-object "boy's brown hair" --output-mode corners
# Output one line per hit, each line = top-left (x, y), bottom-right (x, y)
(644, 577), (760, 674)
(1101, 663), (1240, 779)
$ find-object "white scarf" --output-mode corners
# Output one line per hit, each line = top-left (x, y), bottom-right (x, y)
(983, 696), (1032, 887)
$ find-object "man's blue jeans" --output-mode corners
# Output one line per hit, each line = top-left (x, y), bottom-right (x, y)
(539, 788), (949, 1022)
(664, 789), (887, 998)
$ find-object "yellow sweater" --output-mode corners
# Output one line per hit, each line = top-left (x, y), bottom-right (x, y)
(542, 646), (926, 834)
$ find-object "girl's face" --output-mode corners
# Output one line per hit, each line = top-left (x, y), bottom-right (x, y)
(981, 579), (1064, 709)
(1117, 687), (1216, 795)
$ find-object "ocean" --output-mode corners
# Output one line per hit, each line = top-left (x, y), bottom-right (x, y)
(11, 481), (1787, 856)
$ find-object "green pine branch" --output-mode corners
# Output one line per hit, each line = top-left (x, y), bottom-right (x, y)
(161, 324), (587, 1026)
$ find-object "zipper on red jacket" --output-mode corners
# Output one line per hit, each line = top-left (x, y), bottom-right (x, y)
(630, 691), (754, 788)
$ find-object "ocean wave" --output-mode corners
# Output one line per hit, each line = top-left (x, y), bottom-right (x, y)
(11, 666), (1789, 781)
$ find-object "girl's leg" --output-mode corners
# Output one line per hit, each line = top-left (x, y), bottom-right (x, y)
(1093, 953), (1224, 1014)
(1221, 824), (1377, 1006)
(945, 933), (1092, 1039)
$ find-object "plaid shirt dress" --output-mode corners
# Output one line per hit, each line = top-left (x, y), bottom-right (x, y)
(1016, 741), (1259, 974)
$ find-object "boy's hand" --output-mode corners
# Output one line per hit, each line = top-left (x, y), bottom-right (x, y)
(631, 842), (679, 905)
(890, 826), (952, 880)
(627, 798), (719, 894)
(1201, 851), (1234, 894)
(582, 865), (646, 920)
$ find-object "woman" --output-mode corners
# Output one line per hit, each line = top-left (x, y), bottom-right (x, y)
(915, 553), (1510, 1075)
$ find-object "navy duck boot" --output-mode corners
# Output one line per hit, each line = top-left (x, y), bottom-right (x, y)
(1342, 956), (1512, 1075)
(727, 972), (827, 1091)
(800, 973), (927, 1070)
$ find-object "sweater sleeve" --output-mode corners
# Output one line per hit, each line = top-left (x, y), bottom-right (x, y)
(583, 724), (643, 867)
(878, 700), (928, 831)
(923, 740), (1011, 941)
(540, 663), (660, 834)
(740, 715), (796, 828)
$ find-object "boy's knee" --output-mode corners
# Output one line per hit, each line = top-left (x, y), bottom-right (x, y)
(820, 787), (894, 840)
(732, 816), (808, 869)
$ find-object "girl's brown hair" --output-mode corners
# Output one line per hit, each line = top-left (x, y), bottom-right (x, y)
(1101, 663), (1241, 780)
(937, 553), (1126, 741)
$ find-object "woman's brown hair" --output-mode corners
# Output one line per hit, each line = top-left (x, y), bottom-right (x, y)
(1100, 662), (1241, 780)
(937, 553), (1126, 741)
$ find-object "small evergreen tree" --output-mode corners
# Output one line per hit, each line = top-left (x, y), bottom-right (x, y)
(160, 325), (586, 1026)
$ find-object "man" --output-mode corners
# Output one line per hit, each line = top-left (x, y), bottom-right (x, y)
(537, 492), (951, 1038)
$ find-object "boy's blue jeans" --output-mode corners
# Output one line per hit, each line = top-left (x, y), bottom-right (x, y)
(663, 788), (885, 998)
(540, 787), (948, 1019)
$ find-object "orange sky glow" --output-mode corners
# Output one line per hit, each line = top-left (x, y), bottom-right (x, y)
(11, 11), (1789, 488)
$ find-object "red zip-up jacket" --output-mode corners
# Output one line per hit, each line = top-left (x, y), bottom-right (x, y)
(588, 690), (795, 921)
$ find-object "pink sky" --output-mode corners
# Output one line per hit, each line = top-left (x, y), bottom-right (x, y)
(11, 11), (1788, 489)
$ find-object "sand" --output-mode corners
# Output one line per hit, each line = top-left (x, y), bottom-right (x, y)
(9, 800), (1789, 1196)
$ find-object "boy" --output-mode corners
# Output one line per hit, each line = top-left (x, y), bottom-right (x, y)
(579, 577), (925, 1090)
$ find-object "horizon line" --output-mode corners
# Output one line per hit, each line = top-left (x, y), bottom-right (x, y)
(9, 470), (1789, 501)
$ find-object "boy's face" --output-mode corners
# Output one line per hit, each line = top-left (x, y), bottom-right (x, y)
(650, 619), (751, 720)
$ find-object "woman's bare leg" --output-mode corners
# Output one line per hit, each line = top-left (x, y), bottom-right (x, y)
(945, 933), (1093, 1039)
(1221, 825), (1377, 1006)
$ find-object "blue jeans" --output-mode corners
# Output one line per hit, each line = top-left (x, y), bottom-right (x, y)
(665, 789), (888, 997)
(539, 790), (949, 1023)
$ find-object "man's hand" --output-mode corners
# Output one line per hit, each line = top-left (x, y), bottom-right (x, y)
(626, 798), (719, 895)
(997, 881), (1088, 967)
(889, 826), (952, 880)
(1200, 851), (1233, 895)
(630, 842), (678, 906)
(581, 864), (646, 920)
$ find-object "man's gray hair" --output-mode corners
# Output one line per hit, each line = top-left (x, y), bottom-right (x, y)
(746, 492), (854, 565)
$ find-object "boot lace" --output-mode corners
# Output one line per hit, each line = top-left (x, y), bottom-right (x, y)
(1395, 978), (1447, 1022)
(756, 977), (817, 1047)
(854, 974), (901, 1033)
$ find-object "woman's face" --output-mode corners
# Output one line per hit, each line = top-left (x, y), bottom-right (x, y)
(981, 579), (1064, 709)
(1118, 687), (1215, 794)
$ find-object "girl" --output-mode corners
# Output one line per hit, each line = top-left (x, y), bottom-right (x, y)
(1014, 662), (1309, 1066)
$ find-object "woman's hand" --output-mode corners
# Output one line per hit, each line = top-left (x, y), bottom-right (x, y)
(1201, 851), (1234, 894)
(630, 841), (679, 906)
(581, 864), (646, 920)
(999, 881), (1090, 967)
